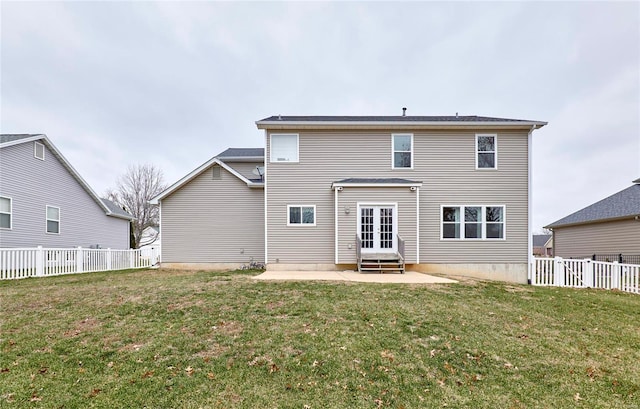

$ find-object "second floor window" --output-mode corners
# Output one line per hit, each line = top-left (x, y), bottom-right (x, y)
(392, 134), (413, 169)
(476, 134), (497, 169)
(270, 134), (299, 163)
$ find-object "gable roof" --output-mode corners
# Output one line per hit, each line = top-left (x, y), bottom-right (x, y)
(150, 150), (265, 204)
(1, 134), (133, 221)
(256, 115), (547, 130)
(546, 181), (640, 228)
(533, 234), (552, 247)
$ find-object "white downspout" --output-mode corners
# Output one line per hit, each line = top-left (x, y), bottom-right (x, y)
(334, 186), (340, 264)
(264, 130), (268, 265)
(527, 125), (535, 283)
(416, 186), (420, 264)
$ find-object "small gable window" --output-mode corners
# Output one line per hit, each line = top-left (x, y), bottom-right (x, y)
(270, 134), (299, 163)
(0, 196), (11, 229)
(476, 134), (497, 169)
(34, 142), (45, 160)
(46, 206), (60, 234)
(212, 166), (221, 180)
(392, 134), (413, 169)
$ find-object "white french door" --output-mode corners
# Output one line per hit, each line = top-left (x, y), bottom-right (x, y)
(358, 205), (397, 253)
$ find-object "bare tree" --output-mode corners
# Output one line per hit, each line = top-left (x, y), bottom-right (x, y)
(106, 164), (166, 249)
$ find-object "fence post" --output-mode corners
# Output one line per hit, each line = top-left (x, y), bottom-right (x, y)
(130, 249), (135, 269)
(35, 246), (44, 277)
(612, 261), (620, 290)
(583, 259), (594, 288)
(106, 249), (112, 271)
(76, 246), (83, 273)
(554, 257), (564, 286)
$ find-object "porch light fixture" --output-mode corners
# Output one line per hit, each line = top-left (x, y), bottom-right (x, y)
(344, 206), (350, 214)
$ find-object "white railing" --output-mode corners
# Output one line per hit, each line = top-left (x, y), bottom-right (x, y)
(530, 256), (640, 294)
(0, 246), (160, 280)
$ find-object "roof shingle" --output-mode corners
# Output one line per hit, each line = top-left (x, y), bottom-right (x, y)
(546, 183), (640, 228)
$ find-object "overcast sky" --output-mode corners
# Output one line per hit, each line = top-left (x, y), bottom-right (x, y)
(2, 1), (638, 232)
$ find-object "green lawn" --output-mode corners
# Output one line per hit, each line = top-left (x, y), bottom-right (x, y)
(1, 269), (639, 408)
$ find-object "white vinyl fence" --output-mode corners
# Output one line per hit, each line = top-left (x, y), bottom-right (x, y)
(530, 257), (640, 294)
(0, 246), (160, 280)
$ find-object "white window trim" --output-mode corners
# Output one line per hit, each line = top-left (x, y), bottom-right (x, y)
(270, 133), (299, 163)
(0, 196), (12, 230)
(391, 133), (414, 169)
(46, 205), (61, 235)
(34, 141), (45, 160)
(440, 204), (506, 240)
(287, 204), (316, 227)
(475, 134), (497, 170)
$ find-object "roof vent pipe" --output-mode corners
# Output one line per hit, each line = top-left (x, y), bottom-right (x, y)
(402, 107), (407, 116)
(456, 112), (458, 118)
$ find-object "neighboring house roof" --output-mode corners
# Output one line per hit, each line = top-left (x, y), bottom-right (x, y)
(533, 234), (552, 247)
(0, 134), (134, 221)
(151, 153), (264, 204)
(0, 134), (43, 144)
(216, 148), (264, 159)
(256, 115), (547, 130)
(546, 180), (640, 228)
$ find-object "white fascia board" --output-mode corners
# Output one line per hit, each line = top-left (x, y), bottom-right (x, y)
(257, 121), (548, 130)
(0, 134), (47, 148)
(151, 158), (258, 204)
(331, 182), (423, 189)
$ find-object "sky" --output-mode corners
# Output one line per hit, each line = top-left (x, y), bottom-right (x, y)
(1, 1), (639, 232)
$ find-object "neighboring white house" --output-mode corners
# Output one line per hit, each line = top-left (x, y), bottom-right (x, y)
(152, 114), (547, 283)
(139, 226), (160, 249)
(0, 134), (133, 249)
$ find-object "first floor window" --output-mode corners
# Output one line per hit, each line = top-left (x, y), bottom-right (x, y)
(288, 205), (315, 226)
(442, 205), (504, 239)
(0, 196), (11, 229)
(46, 205), (60, 234)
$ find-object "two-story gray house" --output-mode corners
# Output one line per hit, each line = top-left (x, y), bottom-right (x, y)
(0, 134), (132, 249)
(153, 114), (546, 283)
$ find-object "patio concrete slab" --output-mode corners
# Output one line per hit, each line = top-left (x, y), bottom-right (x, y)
(253, 270), (457, 284)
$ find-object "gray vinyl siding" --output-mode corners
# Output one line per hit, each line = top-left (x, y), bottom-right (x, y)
(266, 129), (529, 264)
(553, 219), (640, 257)
(161, 164), (264, 263)
(0, 141), (129, 249)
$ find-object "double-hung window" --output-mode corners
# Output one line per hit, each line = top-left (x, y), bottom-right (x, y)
(476, 134), (497, 169)
(0, 197), (11, 229)
(287, 205), (315, 226)
(46, 206), (60, 234)
(270, 134), (299, 163)
(392, 134), (413, 169)
(441, 205), (505, 239)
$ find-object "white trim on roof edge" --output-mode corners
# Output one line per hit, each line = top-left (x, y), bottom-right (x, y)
(150, 158), (263, 204)
(331, 182), (423, 189)
(1, 134), (132, 220)
(256, 120), (547, 130)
